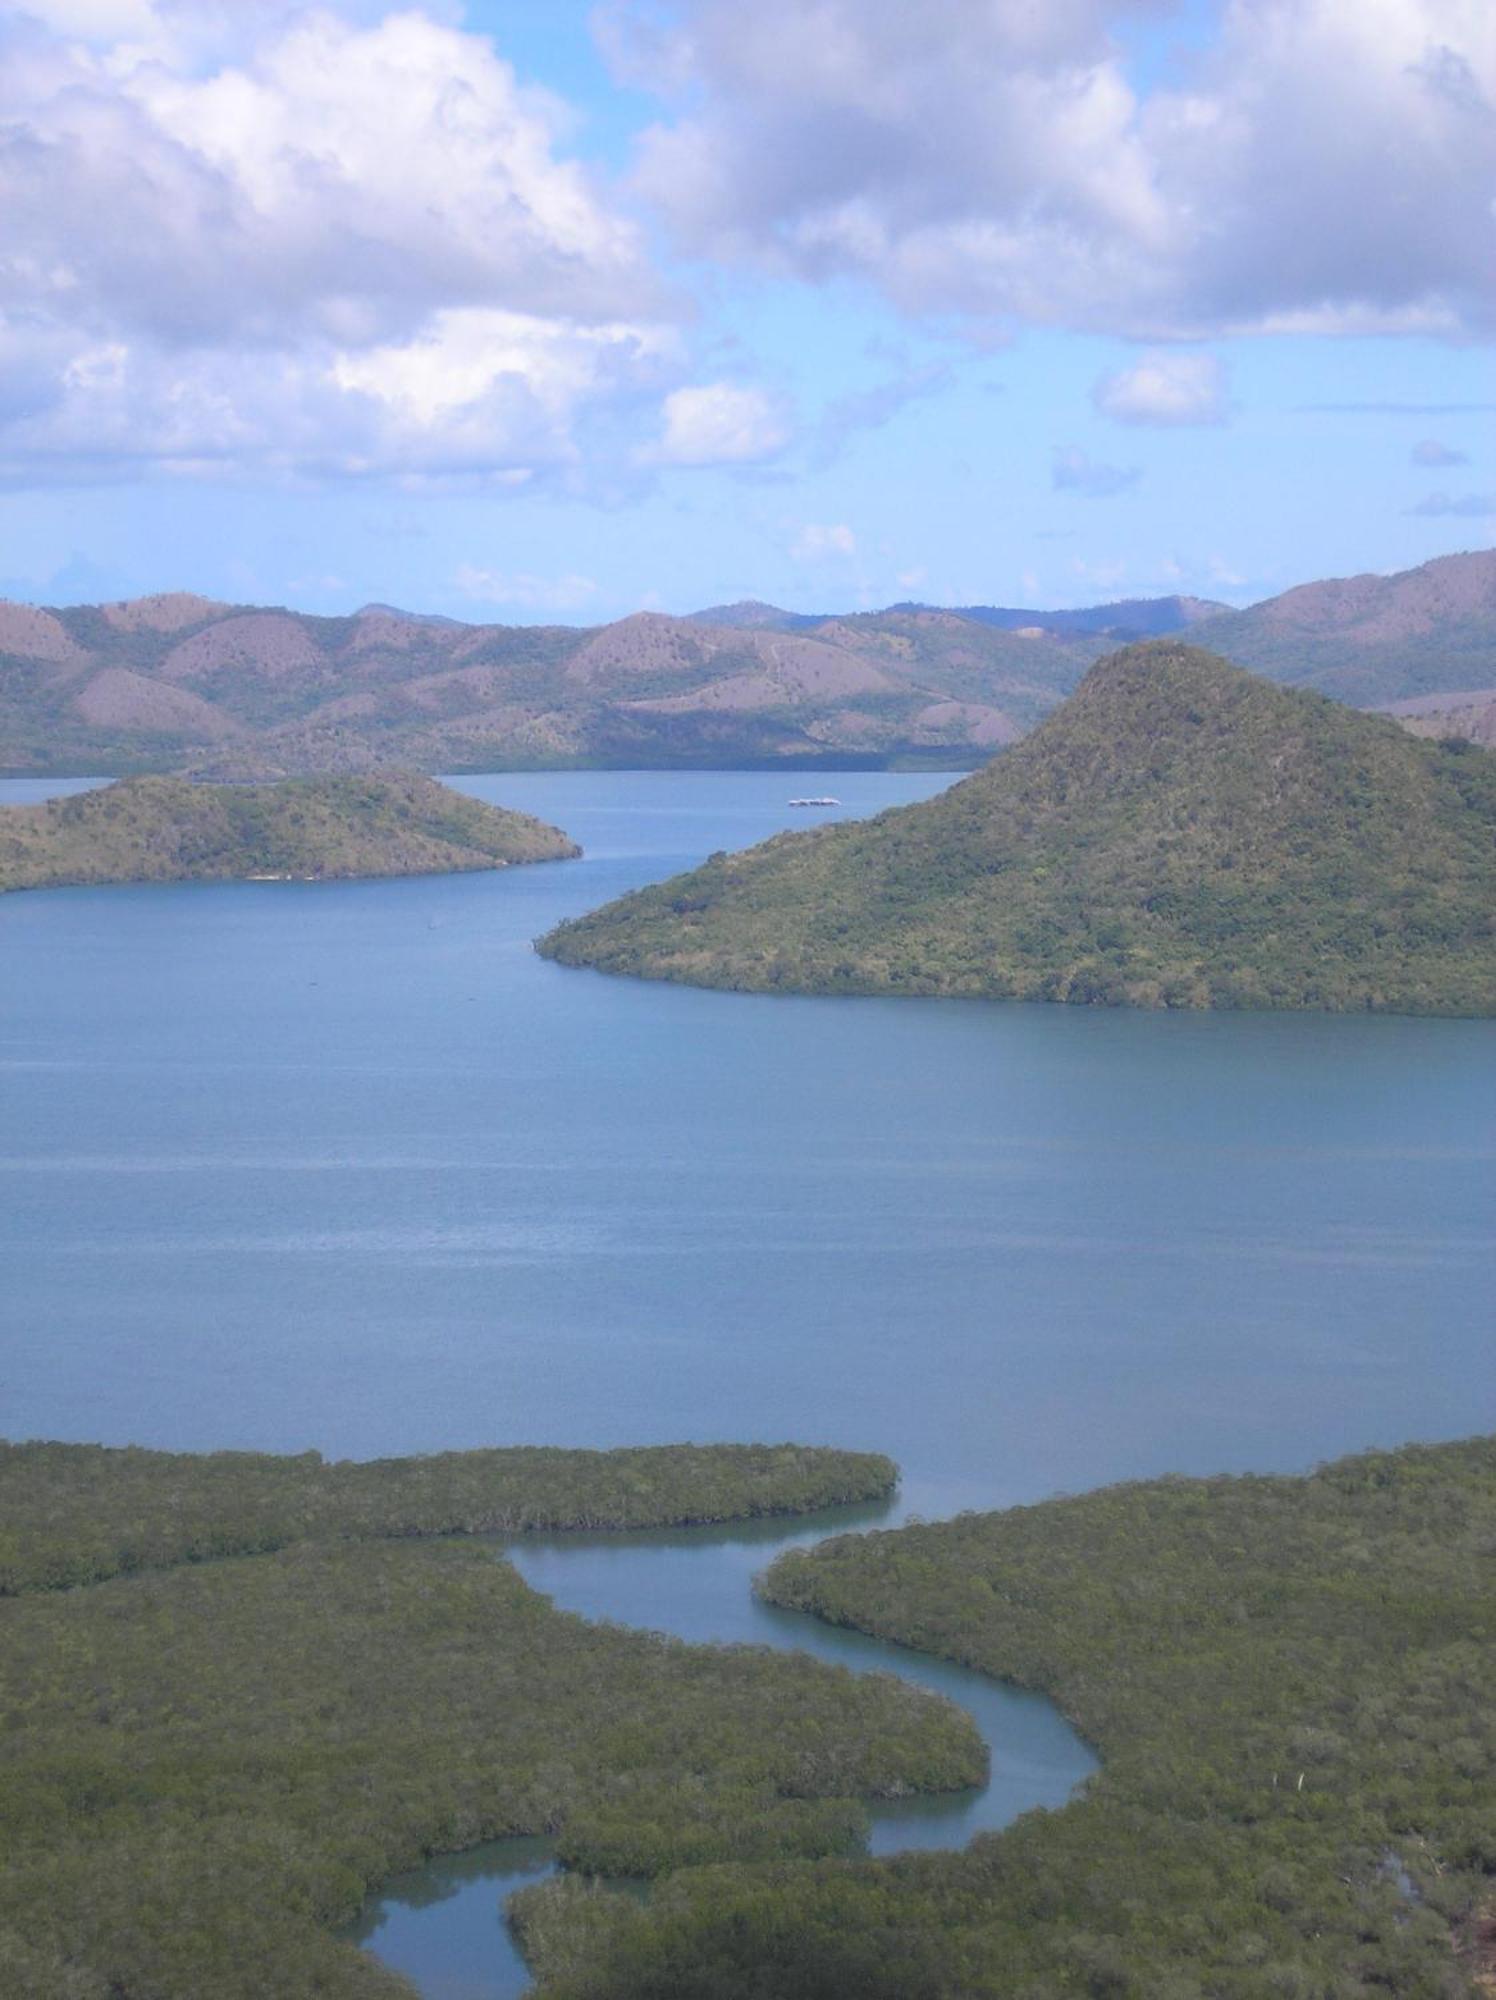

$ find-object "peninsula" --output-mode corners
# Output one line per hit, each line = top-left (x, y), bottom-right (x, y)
(0, 772), (579, 892)
(539, 640), (1496, 1017)
(517, 1433), (1496, 2000)
(0, 1440), (971, 1998)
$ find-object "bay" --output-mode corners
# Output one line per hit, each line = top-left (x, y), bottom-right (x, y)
(2, 769), (1490, 1517)
(3, 768), (1493, 1998)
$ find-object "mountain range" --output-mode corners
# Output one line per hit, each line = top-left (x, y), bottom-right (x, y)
(539, 641), (1496, 1018)
(1, 550), (1492, 779)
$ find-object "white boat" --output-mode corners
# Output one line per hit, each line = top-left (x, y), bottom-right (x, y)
(788, 795), (841, 807)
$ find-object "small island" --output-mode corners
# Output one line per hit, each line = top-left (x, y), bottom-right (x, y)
(539, 641), (1496, 1017)
(0, 772), (580, 893)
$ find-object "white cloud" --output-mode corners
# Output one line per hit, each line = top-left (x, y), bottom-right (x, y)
(1411, 439), (1469, 466)
(1052, 447), (1139, 498)
(453, 565), (598, 611)
(328, 309), (677, 472)
(0, 7), (673, 482)
(793, 522), (857, 560)
(18, 0), (161, 36)
(607, 0), (1496, 339)
(649, 383), (790, 465)
(1093, 351), (1229, 426)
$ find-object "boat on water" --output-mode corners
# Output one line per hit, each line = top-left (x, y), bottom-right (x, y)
(788, 795), (841, 807)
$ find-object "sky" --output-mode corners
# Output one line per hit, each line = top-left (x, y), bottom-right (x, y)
(0, 0), (1491, 622)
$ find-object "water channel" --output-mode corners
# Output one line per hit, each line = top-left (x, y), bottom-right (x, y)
(349, 1505), (1098, 1999)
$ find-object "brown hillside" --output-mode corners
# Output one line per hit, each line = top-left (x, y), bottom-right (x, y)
(4, 551), (1493, 776)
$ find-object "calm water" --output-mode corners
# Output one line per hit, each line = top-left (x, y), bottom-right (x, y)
(4, 769), (1493, 1997)
(350, 1509), (1099, 2000)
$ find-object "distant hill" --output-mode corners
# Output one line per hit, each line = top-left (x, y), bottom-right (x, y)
(539, 642), (1496, 1017)
(1379, 686), (1496, 748)
(1196, 550), (1496, 705)
(686, 600), (826, 632)
(692, 594), (1226, 639)
(1, 551), (1491, 777)
(888, 594), (1228, 638)
(0, 595), (1085, 777)
(354, 601), (468, 629)
(0, 773), (578, 892)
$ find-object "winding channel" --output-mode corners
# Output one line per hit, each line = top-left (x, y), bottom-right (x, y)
(349, 1504), (1098, 2000)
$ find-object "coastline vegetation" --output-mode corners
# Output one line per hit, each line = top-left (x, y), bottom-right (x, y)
(513, 1434), (1496, 1999)
(0, 1439), (973, 1998)
(0, 771), (579, 892)
(0, 1438), (897, 1594)
(539, 643), (1496, 1017)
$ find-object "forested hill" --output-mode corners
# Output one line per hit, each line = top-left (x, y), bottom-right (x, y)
(539, 641), (1496, 1017)
(0, 772), (579, 892)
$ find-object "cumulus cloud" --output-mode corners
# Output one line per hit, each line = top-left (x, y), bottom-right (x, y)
(1052, 447), (1140, 498)
(603, 0), (1496, 339)
(18, 1), (159, 32)
(1093, 351), (1229, 426)
(648, 383), (790, 465)
(0, 6), (673, 482)
(1412, 439), (1470, 466)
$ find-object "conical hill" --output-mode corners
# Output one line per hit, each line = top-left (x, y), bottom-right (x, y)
(539, 642), (1496, 1015)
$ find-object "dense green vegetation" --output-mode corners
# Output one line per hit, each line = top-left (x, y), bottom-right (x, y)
(0, 772), (578, 891)
(515, 1435), (1496, 2000)
(0, 1440), (974, 1998)
(0, 1438), (897, 1594)
(540, 642), (1496, 1016)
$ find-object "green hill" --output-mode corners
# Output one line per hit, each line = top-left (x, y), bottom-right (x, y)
(539, 641), (1496, 1016)
(0, 772), (578, 892)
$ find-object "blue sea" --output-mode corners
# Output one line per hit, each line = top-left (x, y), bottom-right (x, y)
(4, 769), (1490, 1517)
(5, 768), (1493, 1997)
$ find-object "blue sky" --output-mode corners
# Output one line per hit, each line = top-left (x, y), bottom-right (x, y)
(0, 0), (1491, 621)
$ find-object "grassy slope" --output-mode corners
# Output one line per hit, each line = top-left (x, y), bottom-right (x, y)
(0, 601), (1093, 777)
(539, 642), (1496, 1016)
(0, 772), (579, 889)
(516, 1435), (1496, 2000)
(1201, 611), (1496, 706)
(0, 1442), (977, 1999)
(5, 556), (1494, 777)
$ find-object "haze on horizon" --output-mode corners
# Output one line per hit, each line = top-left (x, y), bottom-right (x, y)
(0, 0), (1491, 624)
